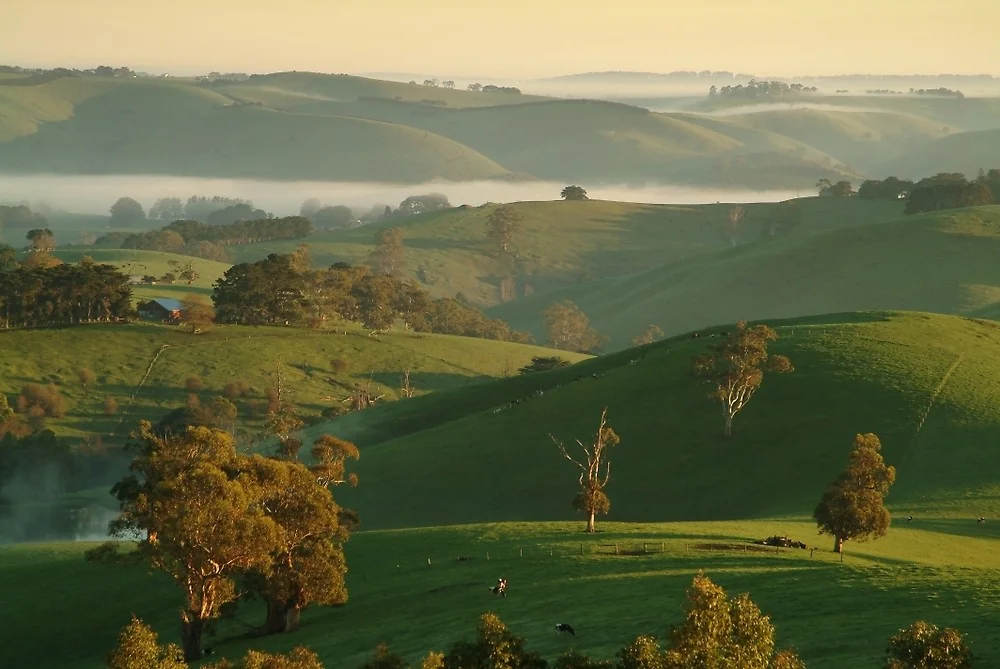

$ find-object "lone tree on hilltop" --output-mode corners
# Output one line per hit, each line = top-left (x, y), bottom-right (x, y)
(814, 432), (896, 554)
(485, 204), (523, 255)
(368, 227), (405, 277)
(662, 572), (806, 669)
(110, 197), (147, 227)
(551, 408), (620, 533)
(561, 185), (589, 201)
(542, 300), (607, 353)
(694, 321), (793, 437)
(885, 620), (973, 669)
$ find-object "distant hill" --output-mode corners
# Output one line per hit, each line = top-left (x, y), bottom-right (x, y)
(876, 128), (1000, 179)
(0, 72), (978, 188)
(489, 205), (1000, 347)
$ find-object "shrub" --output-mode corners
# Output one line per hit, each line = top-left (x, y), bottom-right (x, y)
(223, 379), (251, 400)
(886, 620), (973, 669)
(18, 383), (68, 418)
(185, 376), (204, 393)
(331, 358), (349, 374)
(77, 367), (97, 387)
(104, 396), (119, 416)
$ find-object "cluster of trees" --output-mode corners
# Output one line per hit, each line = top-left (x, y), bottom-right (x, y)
(147, 196), (266, 223)
(858, 177), (914, 200)
(910, 87), (964, 98)
(816, 179), (856, 197)
(0, 64), (136, 77)
(395, 193), (452, 216)
(300, 199), (357, 229)
(904, 173), (994, 214)
(542, 300), (607, 353)
(0, 204), (48, 232)
(0, 259), (133, 329)
(212, 252), (530, 342)
(709, 80), (818, 99)
(97, 217), (312, 262)
(91, 419), (360, 661)
(463, 82), (522, 94)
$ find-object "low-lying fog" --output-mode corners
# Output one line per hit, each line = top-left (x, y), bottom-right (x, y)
(0, 174), (801, 216)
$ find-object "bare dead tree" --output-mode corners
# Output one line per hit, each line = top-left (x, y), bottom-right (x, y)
(400, 369), (415, 398)
(550, 408), (620, 533)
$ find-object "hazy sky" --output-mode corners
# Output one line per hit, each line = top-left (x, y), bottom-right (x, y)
(4, 0), (998, 79)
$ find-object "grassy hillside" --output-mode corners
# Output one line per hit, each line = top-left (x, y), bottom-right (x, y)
(8, 517), (1000, 669)
(325, 311), (1000, 527)
(715, 107), (955, 171)
(48, 248), (230, 300)
(227, 197), (905, 308)
(877, 128), (1000, 179)
(0, 323), (588, 440)
(490, 205), (1000, 347)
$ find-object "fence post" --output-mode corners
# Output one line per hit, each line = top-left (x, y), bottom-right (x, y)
(643, 542), (648, 554)
(580, 544), (584, 555)
(661, 542), (664, 552)
(427, 558), (431, 567)
(614, 543), (619, 555)
(520, 548), (523, 558)
(486, 552), (490, 561)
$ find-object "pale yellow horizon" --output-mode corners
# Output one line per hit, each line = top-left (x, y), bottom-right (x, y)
(3, 0), (999, 79)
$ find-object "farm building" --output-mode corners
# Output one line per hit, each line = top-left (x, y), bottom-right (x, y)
(138, 298), (183, 322)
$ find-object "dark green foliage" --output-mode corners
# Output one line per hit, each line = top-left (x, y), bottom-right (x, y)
(109, 197), (147, 227)
(858, 177), (914, 200)
(206, 203), (270, 226)
(0, 204), (47, 229)
(182, 195), (253, 222)
(397, 194), (451, 216)
(314, 205), (356, 229)
(713, 80), (818, 99)
(885, 621), (974, 669)
(904, 173), (994, 214)
(0, 262), (133, 328)
(211, 253), (529, 341)
(552, 651), (613, 669)
(518, 356), (572, 374)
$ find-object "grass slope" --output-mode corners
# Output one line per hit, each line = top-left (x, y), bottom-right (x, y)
(877, 128), (1000, 179)
(7, 520), (1000, 668)
(48, 248), (231, 300)
(0, 323), (587, 440)
(490, 205), (1000, 347)
(323, 311), (1000, 528)
(228, 197), (905, 308)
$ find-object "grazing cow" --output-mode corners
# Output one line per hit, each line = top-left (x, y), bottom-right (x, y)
(906, 515), (913, 523)
(978, 516), (986, 524)
(555, 623), (576, 636)
(490, 578), (508, 597)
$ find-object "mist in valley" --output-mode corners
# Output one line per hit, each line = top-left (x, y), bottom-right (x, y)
(0, 174), (802, 218)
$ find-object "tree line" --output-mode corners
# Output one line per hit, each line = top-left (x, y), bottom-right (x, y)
(0, 260), (133, 329)
(212, 252), (531, 342)
(821, 168), (999, 215)
(709, 80), (818, 99)
(96, 216), (313, 262)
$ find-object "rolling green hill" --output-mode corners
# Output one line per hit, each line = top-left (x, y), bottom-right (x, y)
(227, 197), (906, 308)
(8, 311), (1000, 668)
(0, 323), (588, 440)
(325, 311), (1000, 528)
(489, 205), (1000, 347)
